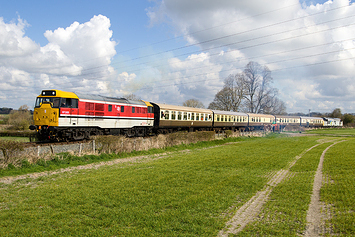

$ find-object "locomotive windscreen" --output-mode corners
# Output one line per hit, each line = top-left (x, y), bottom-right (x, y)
(41, 90), (56, 96)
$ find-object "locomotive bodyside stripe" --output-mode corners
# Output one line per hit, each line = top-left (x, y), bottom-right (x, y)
(79, 99), (148, 107)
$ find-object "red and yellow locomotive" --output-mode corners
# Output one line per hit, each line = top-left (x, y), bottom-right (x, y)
(30, 90), (154, 141)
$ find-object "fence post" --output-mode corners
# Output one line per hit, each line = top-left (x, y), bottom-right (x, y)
(79, 143), (82, 156)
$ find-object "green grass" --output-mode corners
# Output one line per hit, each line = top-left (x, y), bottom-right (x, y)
(0, 135), (321, 236)
(306, 127), (355, 136)
(321, 139), (355, 236)
(238, 141), (337, 236)
(1, 133), (354, 236)
(0, 136), (30, 142)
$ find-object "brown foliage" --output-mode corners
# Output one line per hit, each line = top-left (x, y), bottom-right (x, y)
(8, 105), (33, 130)
(0, 140), (24, 164)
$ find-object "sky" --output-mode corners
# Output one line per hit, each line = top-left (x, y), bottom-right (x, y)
(0, 0), (355, 114)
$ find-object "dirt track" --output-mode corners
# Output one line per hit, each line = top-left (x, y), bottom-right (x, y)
(218, 140), (344, 236)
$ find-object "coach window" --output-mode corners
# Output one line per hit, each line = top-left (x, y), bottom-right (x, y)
(178, 112), (182, 120)
(171, 111), (176, 120)
(183, 112), (187, 120)
(208, 114), (212, 121)
(161, 111), (165, 119)
(108, 105), (112, 112)
(164, 110), (169, 120)
(192, 113), (195, 121)
(187, 113), (191, 120)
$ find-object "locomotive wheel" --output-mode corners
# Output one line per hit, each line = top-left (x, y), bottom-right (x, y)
(126, 128), (136, 137)
(136, 128), (146, 137)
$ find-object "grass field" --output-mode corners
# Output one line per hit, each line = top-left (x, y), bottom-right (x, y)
(0, 136), (30, 142)
(305, 127), (355, 136)
(0, 133), (353, 236)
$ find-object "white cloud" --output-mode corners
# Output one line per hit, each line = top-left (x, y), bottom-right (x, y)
(146, 0), (355, 113)
(0, 15), (117, 108)
(0, 17), (38, 57)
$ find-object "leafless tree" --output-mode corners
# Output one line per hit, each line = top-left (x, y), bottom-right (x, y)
(208, 74), (245, 111)
(125, 93), (141, 101)
(182, 99), (205, 108)
(242, 61), (278, 113)
(263, 96), (287, 115)
(208, 61), (287, 114)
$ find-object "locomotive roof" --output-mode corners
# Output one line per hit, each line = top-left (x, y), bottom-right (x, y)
(74, 92), (146, 105)
(323, 117), (341, 121)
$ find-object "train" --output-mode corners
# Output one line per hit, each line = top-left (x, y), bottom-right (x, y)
(29, 89), (343, 141)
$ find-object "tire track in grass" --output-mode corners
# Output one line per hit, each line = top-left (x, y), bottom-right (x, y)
(218, 142), (335, 237)
(304, 140), (345, 237)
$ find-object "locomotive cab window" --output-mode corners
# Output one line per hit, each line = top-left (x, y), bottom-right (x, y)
(148, 106), (154, 113)
(35, 97), (61, 108)
(60, 98), (78, 108)
(108, 105), (112, 112)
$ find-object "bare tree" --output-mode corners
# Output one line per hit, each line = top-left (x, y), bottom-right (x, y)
(183, 99), (205, 108)
(125, 94), (141, 101)
(242, 61), (277, 113)
(263, 97), (287, 115)
(208, 61), (287, 114)
(208, 74), (245, 111)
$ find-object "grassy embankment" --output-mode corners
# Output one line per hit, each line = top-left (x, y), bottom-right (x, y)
(0, 133), (354, 236)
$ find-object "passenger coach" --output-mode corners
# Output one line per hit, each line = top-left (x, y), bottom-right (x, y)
(151, 103), (213, 133)
(212, 110), (248, 131)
